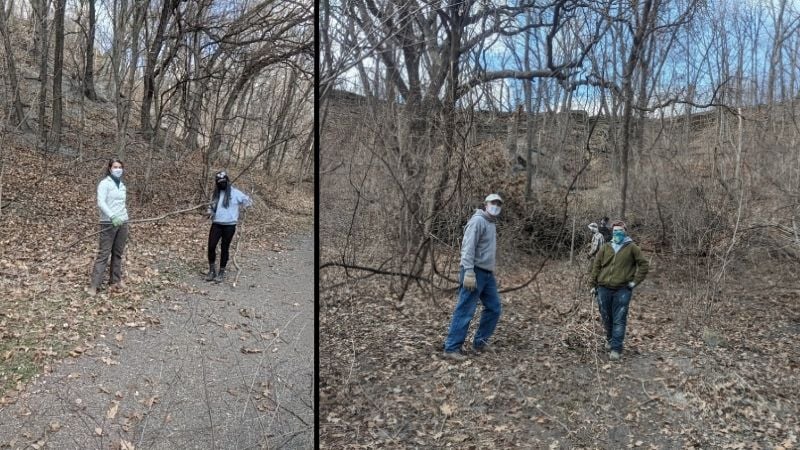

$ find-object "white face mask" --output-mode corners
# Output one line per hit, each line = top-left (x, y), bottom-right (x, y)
(111, 168), (123, 178)
(486, 204), (501, 216)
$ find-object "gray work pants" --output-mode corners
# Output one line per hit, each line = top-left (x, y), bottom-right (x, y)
(90, 222), (129, 288)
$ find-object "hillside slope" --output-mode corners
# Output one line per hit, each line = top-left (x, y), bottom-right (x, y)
(319, 91), (800, 448)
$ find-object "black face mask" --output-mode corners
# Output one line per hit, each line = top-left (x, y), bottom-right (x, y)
(217, 181), (228, 190)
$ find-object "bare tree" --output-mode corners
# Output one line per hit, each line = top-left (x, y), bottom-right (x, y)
(109, 0), (146, 158)
(82, 0), (98, 100)
(0, 0), (29, 129)
(36, 0), (49, 147)
(50, 0), (65, 151)
(322, 0), (609, 298)
(139, 0), (181, 138)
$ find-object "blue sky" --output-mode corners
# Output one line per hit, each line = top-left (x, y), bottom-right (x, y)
(330, 0), (799, 115)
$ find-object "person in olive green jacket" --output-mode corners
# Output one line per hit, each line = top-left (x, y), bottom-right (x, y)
(590, 220), (649, 360)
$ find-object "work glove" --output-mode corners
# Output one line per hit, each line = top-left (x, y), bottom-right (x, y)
(590, 287), (597, 296)
(111, 216), (123, 227)
(627, 281), (636, 289)
(462, 270), (477, 291)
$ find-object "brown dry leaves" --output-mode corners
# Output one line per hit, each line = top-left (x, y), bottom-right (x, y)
(320, 252), (800, 448)
(0, 138), (312, 399)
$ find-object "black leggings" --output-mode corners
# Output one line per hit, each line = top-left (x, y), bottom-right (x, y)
(208, 223), (237, 268)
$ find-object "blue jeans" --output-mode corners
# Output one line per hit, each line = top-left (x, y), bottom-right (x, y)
(597, 286), (633, 352)
(444, 267), (502, 353)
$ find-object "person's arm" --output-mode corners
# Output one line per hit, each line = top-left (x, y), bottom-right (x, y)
(589, 234), (601, 256)
(459, 218), (480, 271)
(96, 179), (115, 219)
(237, 189), (253, 208)
(460, 217), (481, 291)
(632, 245), (650, 285)
(590, 245), (603, 285)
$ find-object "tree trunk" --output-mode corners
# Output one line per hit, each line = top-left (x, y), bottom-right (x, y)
(110, 0), (126, 123)
(83, 0), (98, 101)
(524, 10), (534, 200)
(141, 0), (177, 138)
(619, 0), (656, 219)
(30, 0), (42, 61)
(0, 0), (29, 129)
(115, 0), (145, 159)
(51, 0), (65, 152)
(38, 0), (49, 148)
(184, 31), (203, 154)
(766, 0), (786, 105)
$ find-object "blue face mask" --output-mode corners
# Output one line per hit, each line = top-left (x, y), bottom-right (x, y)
(486, 204), (501, 216)
(612, 230), (625, 244)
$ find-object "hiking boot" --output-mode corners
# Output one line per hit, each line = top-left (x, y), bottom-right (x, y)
(205, 264), (216, 281)
(473, 343), (494, 354)
(609, 350), (621, 361)
(214, 267), (226, 283)
(442, 351), (467, 361)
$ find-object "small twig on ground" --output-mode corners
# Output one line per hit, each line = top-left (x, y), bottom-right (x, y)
(232, 210), (247, 287)
(636, 378), (661, 409)
(241, 310), (303, 424)
(276, 426), (313, 448)
(533, 401), (573, 436)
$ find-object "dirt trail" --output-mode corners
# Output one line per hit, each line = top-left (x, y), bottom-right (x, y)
(0, 233), (313, 449)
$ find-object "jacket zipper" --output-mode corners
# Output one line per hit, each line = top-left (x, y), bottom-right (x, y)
(600, 242), (630, 285)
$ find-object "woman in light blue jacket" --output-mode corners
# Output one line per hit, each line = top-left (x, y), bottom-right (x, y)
(206, 171), (252, 282)
(88, 158), (129, 296)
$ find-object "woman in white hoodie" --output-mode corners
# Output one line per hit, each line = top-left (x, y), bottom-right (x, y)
(88, 158), (129, 296)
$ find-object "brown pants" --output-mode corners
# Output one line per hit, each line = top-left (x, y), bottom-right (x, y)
(90, 223), (129, 288)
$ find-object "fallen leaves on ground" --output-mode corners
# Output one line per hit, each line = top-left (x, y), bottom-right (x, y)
(320, 251), (800, 448)
(0, 139), (312, 399)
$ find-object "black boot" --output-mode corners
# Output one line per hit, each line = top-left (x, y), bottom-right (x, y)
(205, 263), (216, 281)
(214, 267), (226, 283)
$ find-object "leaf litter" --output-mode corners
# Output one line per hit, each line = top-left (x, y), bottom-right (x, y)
(320, 250), (800, 448)
(0, 138), (312, 410)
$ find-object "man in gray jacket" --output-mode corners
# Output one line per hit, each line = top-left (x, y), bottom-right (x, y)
(443, 193), (503, 360)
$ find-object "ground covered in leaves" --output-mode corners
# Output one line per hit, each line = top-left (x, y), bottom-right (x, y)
(0, 134), (313, 407)
(320, 249), (800, 448)
(0, 233), (313, 448)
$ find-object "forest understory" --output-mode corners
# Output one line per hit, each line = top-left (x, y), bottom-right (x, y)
(320, 239), (799, 448)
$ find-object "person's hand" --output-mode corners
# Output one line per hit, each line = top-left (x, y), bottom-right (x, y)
(590, 287), (597, 296)
(462, 270), (477, 291)
(111, 216), (123, 227)
(628, 281), (636, 289)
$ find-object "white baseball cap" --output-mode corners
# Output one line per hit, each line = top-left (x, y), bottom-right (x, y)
(484, 193), (503, 204)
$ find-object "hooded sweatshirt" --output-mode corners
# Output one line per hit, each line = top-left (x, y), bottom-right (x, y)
(591, 237), (649, 288)
(97, 175), (129, 223)
(460, 209), (497, 272)
(211, 187), (252, 225)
